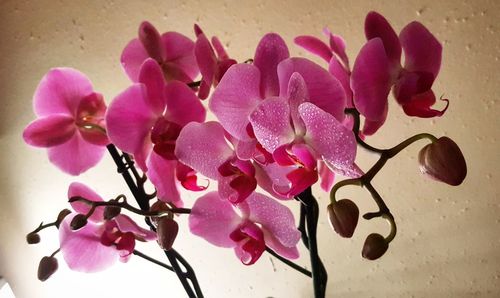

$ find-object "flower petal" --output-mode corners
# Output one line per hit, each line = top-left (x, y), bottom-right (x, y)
(165, 80), (206, 126)
(121, 38), (149, 82)
(47, 133), (105, 175)
(364, 11), (402, 68)
(209, 64), (262, 140)
(114, 214), (157, 241)
(399, 21), (442, 79)
(351, 38), (392, 121)
(34, 68), (94, 117)
(286, 72), (308, 135)
(162, 32), (198, 81)
(299, 102), (357, 177)
(23, 115), (75, 147)
(254, 33), (290, 98)
(328, 57), (353, 106)
(147, 151), (183, 206)
(138, 59), (167, 114)
(76, 93), (109, 146)
(249, 98), (295, 154)
(319, 161), (335, 192)
(59, 214), (118, 273)
(68, 182), (105, 223)
(294, 35), (333, 63)
(195, 33), (217, 99)
(175, 121), (233, 180)
(189, 192), (241, 247)
(278, 57), (346, 122)
(402, 90), (449, 118)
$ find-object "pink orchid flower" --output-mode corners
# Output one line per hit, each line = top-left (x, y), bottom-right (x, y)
(175, 121), (257, 204)
(193, 24), (237, 100)
(23, 68), (109, 175)
(189, 191), (300, 265)
(210, 33), (360, 197)
(106, 58), (206, 206)
(351, 11), (448, 132)
(121, 21), (199, 83)
(59, 182), (156, 273)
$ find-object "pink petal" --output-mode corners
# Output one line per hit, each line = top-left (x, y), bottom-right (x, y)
(189, 192), (241, 247)
(263, 231), (300, 259)
(249, 98), (295, 154)
(362, 106), (387, 136)
(364, 11), (402, 68)
(231, 221), (265, 265)
(23, 115), (75, 147)
(299, 102), (357, 176)
(286, 72), (308, 135)
(165, 80), (206, 126)
(121, 38), (150, 82)
(174, 121), (234, 180)
(351, 38), (392, 121)
(319, 161), (335, 192)
(211, 36), (229, 59)
(114, 214), (157, 241)
(242, 192), (301, 249)
(399, 21), (442, 79)
(176, 162), (209, 191)
(59, 214), (118, 273)
(327, 32), (350, 69)
(329, 57), (353, 106)
(68, 182), (105, 223)
(138, 59), (167, 114)
(105, 84), (156, 170)
(209, 64), (262, 141)
(47, 133), (105, 175)
(147, 151), (182, 206)
(402, 90), (449, 118)
(254, 33), (290, 98)
(253, 162), (293, 200)
(195, 33), (217, 99)
(116, 232), (136, 262)
(34, 68), (94, 117)
(278, 57), (346, 122)
(294, 35), (333, 63)
(393, 71), (434, 105)
(138, 22), (165, 63)
(76, 93), (109, 146)
(234, 139), (258, 160)
(162, 32), (198, 81)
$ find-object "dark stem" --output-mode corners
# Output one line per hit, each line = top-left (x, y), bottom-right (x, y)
(133, 250), (174, 272)
(265, 247), (312, 278)
(187, 81), (201, 88)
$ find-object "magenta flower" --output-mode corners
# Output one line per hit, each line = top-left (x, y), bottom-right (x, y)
(351, 11), (448, 132)
(121, 21), (198, 83)
(189, 191), (300, 265)
(23, 68), (109, 175)
(59, 182), (156, 272)
(106, 58), (206, 205)
(194, 24), (237, 99)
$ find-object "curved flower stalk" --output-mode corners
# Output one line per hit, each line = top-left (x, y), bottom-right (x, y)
(23, 68), (109, 175)
(121, 21), (199, 83)
(60, 182), (156, 272)
(106, 58), (206, 206)
(189, 191), (300, 265)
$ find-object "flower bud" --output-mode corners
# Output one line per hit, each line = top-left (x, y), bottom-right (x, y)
(157, 217), (179, 251)
(38, 256), (58, 281)
(55, 209), (72, 228)
(104, 205), (121, 220)
(150, 201), (169, 226)
(362, 233), (388, 260)
(26, 232), (41, 244)
(327, 199), (359, 238)
(70, 214), (88, 230)
(418, 137), (467, 186)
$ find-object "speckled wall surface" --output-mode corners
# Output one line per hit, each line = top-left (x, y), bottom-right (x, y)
(0, 0), (499, 297)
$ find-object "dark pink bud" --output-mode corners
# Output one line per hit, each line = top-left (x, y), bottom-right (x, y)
(55, 209), (72, 228)
(26, 233), (41, 244)
(327, 199), (359, 238)
(70, 214), (88, 230)
(419, 137), (467, 186)
(103, 205), (121, 220)
(139, 21), (165, 62)
(157, 217), (179, 251)
(38, 256), (58, 281)
(362, 233), (388, 260)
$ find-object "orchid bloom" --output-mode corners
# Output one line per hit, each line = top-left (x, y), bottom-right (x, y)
(189, 191), (300, 265)
(210, 33), (360, 197)
(59, 182), (156, 273)
(194, 24), (237, 99)
(121, 21), (199, 83)
(23, 68), (109, 175)
(106, 58), (206, 206)
(351, 11), (448, 133)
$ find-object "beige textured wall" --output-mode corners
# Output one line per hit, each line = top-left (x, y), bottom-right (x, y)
(1, 0), (499, 297)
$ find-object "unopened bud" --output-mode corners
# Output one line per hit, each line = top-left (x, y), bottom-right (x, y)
(26, 233), (41, 244)
(418, 137), (467, 186)
(157, 217), (179, 251)
(104, 205), (121, 220)
(38, 256), (58, 281)
(55, 209), (72, 228)
(327, 199), (359, 238)
(362, 233), (388, 260)
(70, 214), (88, 230)
(150, 201), (169, 226)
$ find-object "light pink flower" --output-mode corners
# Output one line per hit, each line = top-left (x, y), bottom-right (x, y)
(189, 191), (300, 265)
(59, 182), (156, 273)
(23, 68), (108, 175)
(121, 21), (198, 83)
(106, 58), (206, 206)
